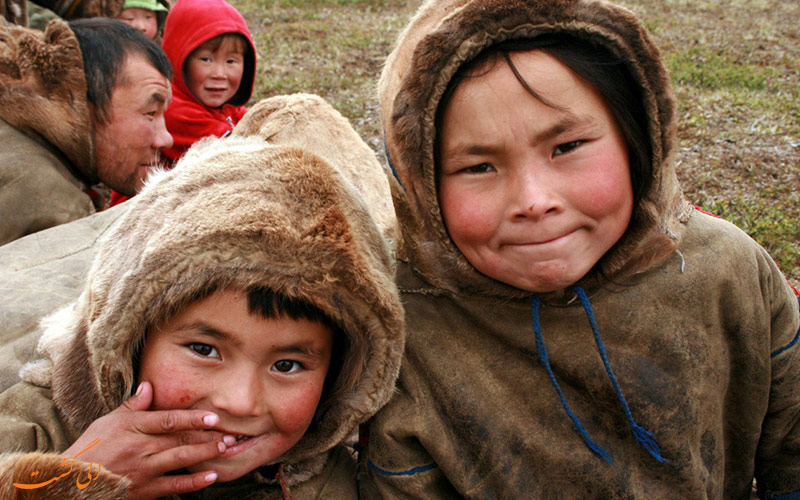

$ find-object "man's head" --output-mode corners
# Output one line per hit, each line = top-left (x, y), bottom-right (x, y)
(70, 18), (174, 196)
(137, 287), (341, 481)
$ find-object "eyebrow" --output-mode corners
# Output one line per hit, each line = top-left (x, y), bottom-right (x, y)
(177, 322), (241, 347)
(451, 114), (597, 157)
(174, 322), (327, 358)
(150, 92), (169, 105)
(272, 344), (327, 359)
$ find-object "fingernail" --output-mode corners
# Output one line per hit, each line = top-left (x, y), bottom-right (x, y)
(205, 472), (217, 483)
(135, 383), (144, 396)
(217, 442), (226, 453)
(202, 414), (218, 426)
(223, 435), (236, 446)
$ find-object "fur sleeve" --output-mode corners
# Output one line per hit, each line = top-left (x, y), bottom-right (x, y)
(0, 452), (129, 499)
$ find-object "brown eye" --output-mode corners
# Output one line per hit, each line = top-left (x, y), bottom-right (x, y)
(273, 360), (301, 373)
(188, 343), (219, 357)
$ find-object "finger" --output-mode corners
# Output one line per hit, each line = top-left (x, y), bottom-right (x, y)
(134, 408), (220, 435)
(147, 440), (227, 476)
(133, 470), (218, 500)
(169, 428), (234, 447)
(120, 381), (153, 412)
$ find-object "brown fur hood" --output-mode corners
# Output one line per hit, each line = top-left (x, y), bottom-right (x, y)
(39, 94), (403, 484)
(379, 0), (692, 297)
(0, 18), (94, 182)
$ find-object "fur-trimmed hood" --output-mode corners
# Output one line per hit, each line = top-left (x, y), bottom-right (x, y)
(379, 0), (691, 297)
(44, 93), (403, 487)
(0, 19), (95, 182)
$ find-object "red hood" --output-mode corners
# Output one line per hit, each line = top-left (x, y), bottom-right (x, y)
(161, 0), (257, 107)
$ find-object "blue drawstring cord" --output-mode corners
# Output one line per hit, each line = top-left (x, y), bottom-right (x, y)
(531, 295), (615, 465)
(531, 287), (670, 465)
(574, 287), (670, 464)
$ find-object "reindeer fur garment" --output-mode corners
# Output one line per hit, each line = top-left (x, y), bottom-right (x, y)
(360, 0), (800, 498)
(0, 93), (405, 499)
(0, 19), (97, 245)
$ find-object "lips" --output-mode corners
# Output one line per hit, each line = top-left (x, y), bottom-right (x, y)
(220, 433), (264, 458)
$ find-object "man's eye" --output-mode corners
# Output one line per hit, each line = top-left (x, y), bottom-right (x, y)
(188, 343), (219, 358)
(553, 140), (583, 156)
(273, 360), (302, 373)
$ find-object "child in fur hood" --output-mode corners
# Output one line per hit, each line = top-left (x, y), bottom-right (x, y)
(359, 0), (800, 498)
(0, 93), (404, 500)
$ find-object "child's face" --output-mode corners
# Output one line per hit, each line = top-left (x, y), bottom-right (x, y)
(138, 289), (333, 482)
(437, 49), (633, 293)
(118, 8), (158, 40)
(185, 36), (245, 109)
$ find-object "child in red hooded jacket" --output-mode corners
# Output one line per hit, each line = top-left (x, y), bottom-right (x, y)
(110, 0), (257, 206)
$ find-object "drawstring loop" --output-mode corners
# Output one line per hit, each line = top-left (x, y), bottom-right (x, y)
(573, 287), (670, 464)
(531, 288), (670, 465)
(531, 295), (615, 464)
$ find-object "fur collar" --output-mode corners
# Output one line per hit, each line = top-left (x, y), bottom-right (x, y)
(0, 19), (95, 182)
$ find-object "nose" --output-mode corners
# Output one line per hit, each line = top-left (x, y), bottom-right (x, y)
(510, 164), (562, 220)
(210, 62), (226, 78)
(211, 369), (267, 417)
(132, 19), (147, 34)
(153, 115), (173, 150)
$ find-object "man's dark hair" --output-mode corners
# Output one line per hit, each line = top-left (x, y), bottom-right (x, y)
(70, 18), (172, 124)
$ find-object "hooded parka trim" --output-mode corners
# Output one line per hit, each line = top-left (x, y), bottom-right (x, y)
(379, 0), (691, 299)
(362, 0), (800, 498)
(0, 93), (403, 498)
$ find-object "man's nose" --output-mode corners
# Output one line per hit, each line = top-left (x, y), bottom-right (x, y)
(154, 115), (173, 150)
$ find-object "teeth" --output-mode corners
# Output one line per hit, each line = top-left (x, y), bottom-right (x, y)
(235, 435), (250, 443)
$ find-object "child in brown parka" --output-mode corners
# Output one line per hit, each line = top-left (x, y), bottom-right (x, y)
(0, 93), (404, 500)
(359, 0), (800, 498)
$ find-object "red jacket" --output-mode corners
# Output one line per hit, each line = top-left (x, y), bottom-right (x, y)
(160, 0), (257, 162)
(111, 0), (257, 207)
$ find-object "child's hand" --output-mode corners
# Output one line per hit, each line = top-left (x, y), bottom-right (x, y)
(62, 381), (234, 500)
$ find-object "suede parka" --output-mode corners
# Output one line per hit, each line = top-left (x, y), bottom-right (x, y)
(360, 0), (800, 499)
(0, 19), (99, 245)
(0, 93), (404, 499)
(160, 0), (256, 164)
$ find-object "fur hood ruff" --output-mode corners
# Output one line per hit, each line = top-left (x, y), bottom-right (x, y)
(379, 0), (692, 298)
(24, 93), (403, 487)
(0, 19), (95, 182)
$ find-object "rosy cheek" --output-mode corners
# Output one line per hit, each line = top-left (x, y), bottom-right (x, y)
(150, 378), (197, 410)
(273, 386), (324, 436)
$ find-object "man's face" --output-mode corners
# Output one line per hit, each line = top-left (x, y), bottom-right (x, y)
(92, 53), (173, 197)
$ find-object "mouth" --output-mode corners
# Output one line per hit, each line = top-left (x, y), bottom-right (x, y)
(220, 433), (264, 458)
(513, 229), (577, 246)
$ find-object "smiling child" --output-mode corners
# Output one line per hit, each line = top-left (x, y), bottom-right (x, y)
(109, 0), (257, 207)
(160, 0), (256, 163)
(0, 94), (404, 500)
(360, 0), (800, 498)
